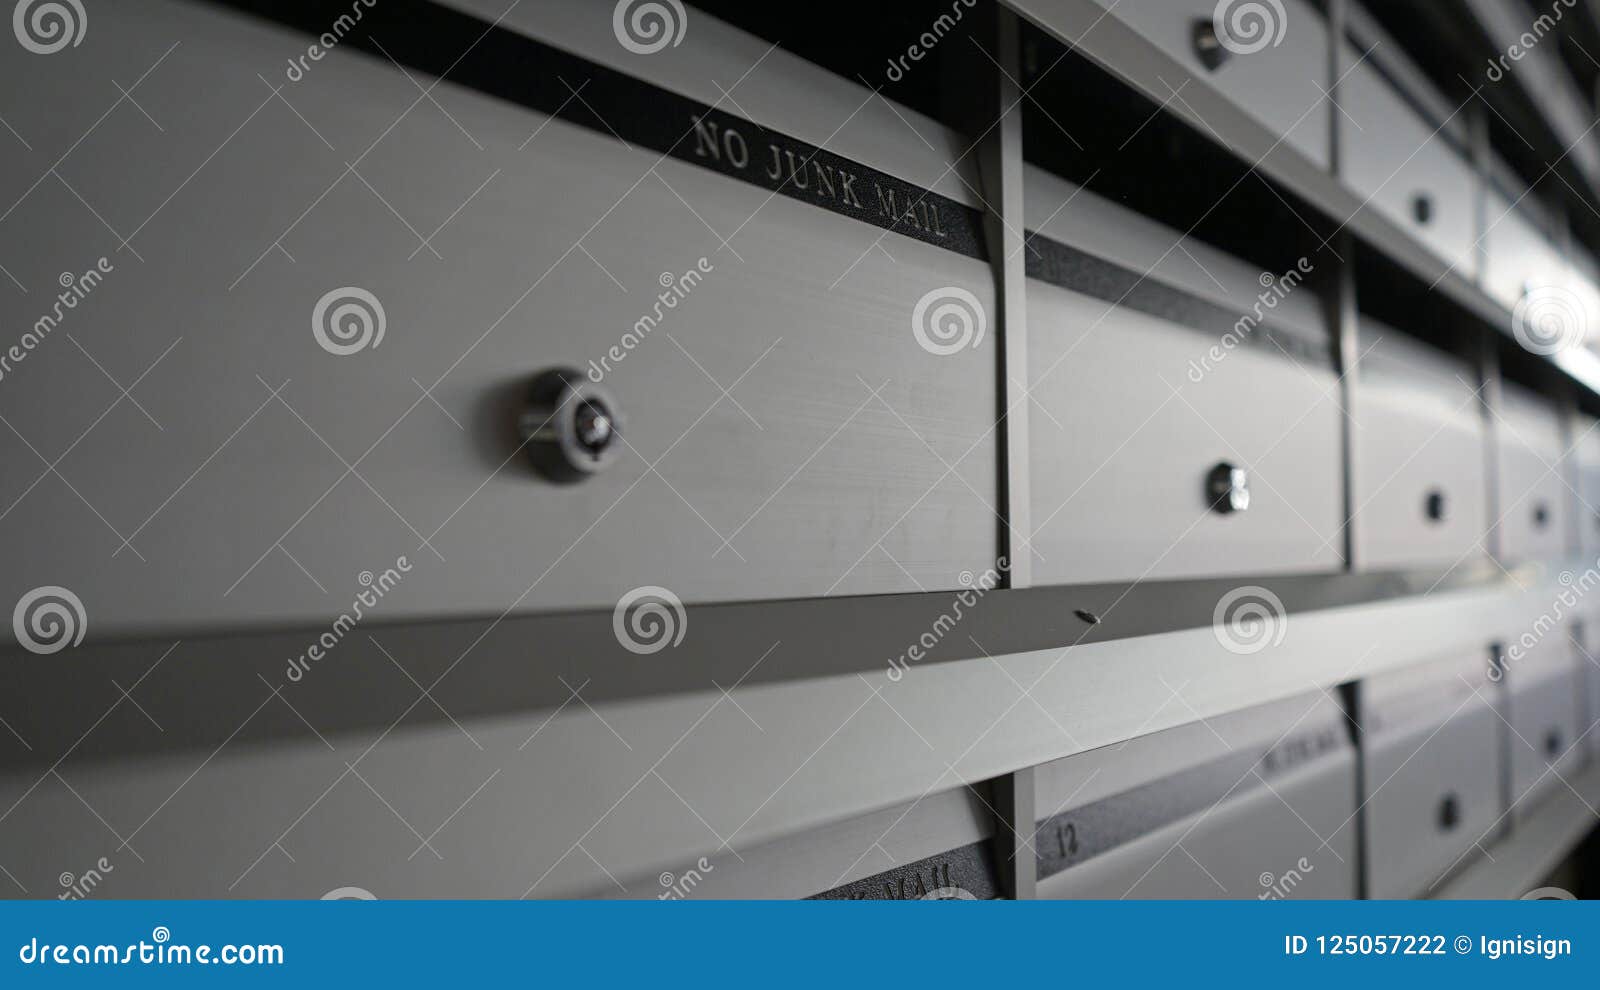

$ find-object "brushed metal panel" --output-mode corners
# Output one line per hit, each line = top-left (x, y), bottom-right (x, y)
(1503, 629), (1585, 820)
(1493, 384), (1570, 563)
(1339, 45), (1476, 277)
(1484, 192), (1566, 313)
(1575, 416), (1600, 560)
(1036, 759), (1357, 899)
(1092, 0), (1331, 168)
(1354, 321), (1488, 570)
(1359, 653), (1503, 899)
(0, 0), (999, 639)
(1026, 280), (1342, 583)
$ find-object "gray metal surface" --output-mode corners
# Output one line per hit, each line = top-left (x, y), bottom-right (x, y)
(1022, 169), (1341, 584)
(1493, 382), (1573, 563)
(0, 0), (1001, 640)
(1337, 41), (1477, 276)
(1503, 628), (1586, 819)
(1354, 320), (1489, 570)
(1032, 691), (1358, 898)
(1088, 0), (1331, 168)
(1358, 652), (1505, 899)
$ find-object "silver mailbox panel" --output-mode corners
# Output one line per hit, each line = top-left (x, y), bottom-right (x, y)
(1576, 416), (1600, 560)
(1339, 46), (1476, 276)
(1024, 169), (1342, 584)
(0, 0), (1001, 637)
(1354, 322), (1487, 570)
(1484, 191), (1567, 313)
(1493, 383), (1570, 563)
(1033, 692), (1358, 899)
(1096, 0), (1331, 168)
(1359, 653), (1504, 898)
(1502, 629), (1585, 818)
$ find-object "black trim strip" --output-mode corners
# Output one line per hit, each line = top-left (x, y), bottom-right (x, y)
(205, 0), (1338, 370)
(200, 0), (989, 260)
(1024, 231), (1335, 367)
(1035, 722), (1349, 881)
(811, 840), (999, 900)
(0, 561), (1517, 771)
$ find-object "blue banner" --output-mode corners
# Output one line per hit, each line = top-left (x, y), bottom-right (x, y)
(0, 900), (1592, 986)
